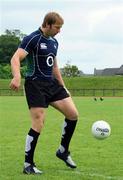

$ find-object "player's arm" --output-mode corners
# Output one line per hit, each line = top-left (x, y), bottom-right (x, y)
(52, 57), (65, 86)
(53, 57), (70, 94)
(10, 48), (27, 91)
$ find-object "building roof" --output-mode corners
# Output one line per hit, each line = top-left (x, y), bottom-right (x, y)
(94, 65), (123, 76)
(116, 65), (123, 75)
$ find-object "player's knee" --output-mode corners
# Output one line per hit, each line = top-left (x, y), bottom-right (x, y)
(31, 109), (45, 131)
(73, 111), (79, 120)
(32, 117), (44, 132)
(68, 110), (79, 120)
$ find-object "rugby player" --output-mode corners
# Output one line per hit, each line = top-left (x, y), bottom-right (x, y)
(10, 12), (78, 175)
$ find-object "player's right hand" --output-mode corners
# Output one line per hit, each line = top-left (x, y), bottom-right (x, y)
(10, 77), (21, 91)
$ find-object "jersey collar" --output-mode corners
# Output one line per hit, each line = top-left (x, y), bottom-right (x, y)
(38, 28), (51, 40)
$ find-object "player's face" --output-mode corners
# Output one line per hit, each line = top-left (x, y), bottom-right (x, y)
(48, 23), (63, 37)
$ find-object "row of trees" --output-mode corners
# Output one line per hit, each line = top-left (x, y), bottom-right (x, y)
(0, 29), (83, 78)
(0, 29), (26, 78)
(61, 62), (83, 77)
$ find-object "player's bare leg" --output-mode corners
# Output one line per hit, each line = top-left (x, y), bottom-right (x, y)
(51, 97), (79, 168)
(23, 107), (45, 175)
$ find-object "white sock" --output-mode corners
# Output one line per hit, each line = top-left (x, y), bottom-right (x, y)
(59, 145), (65, 153)
(24, 162), (31, 168)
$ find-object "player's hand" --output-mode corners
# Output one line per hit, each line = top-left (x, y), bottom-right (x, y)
(10, 77), (21, 91)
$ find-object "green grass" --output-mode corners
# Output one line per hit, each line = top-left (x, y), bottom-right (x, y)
(1, 76), (123, 89)
(0, 96), (123, 179)
(64, 76), (123, 89)
(1, 77), (123, 96)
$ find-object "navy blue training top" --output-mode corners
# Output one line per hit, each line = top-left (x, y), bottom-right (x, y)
(19, 28), (58, 80)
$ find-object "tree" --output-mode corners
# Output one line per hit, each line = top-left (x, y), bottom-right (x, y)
(5, 29), (26, 40)
(0, 34), (20, 64)
(0, 29), (27, 78)
(61, 62), (83, 77)
(0, 29), (26, 64)
(0, 64), (12, 79)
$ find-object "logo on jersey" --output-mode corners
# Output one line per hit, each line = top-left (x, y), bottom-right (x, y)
(54, 44), (57, 49)
(46, 56), (54, 67)
(40, 43), (47, 49)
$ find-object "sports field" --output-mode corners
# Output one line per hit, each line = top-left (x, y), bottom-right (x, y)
(0, 96), (123, 180)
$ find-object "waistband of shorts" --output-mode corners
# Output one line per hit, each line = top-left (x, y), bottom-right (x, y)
(25, 76), (55, 82)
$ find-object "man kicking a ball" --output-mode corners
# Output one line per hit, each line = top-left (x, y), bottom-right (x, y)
(10, 12), (78, 175)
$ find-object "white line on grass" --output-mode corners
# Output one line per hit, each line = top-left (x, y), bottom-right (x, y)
(57, 169), (123, 180)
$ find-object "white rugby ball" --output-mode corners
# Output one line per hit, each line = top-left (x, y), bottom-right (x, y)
(91, 120), (111, 139)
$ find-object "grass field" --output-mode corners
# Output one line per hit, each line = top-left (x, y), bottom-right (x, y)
(1, 77), (123, 97)
(0, 96), (123, 180)
(1, 76), (123, 89)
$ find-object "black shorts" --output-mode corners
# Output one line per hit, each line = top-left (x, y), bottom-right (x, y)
(24, 78), (69, 108)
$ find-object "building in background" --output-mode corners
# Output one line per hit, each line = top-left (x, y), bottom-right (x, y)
(94, 65), (123, 76)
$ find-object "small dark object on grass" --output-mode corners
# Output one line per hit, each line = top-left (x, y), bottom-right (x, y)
(100, 97), (104, 101)
(94, 97), (97, 101)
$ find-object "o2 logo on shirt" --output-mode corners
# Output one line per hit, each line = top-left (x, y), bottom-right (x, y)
(46, 56), (54, 67)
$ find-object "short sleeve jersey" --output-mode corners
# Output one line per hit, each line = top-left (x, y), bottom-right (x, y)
(19, 28), (58, 80)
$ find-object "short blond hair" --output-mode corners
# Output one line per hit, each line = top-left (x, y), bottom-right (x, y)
(42, 12), (64, 27)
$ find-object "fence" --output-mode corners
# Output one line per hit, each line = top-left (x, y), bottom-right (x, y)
(69, 89), (123, 97)
(0, 88), (123, 97)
